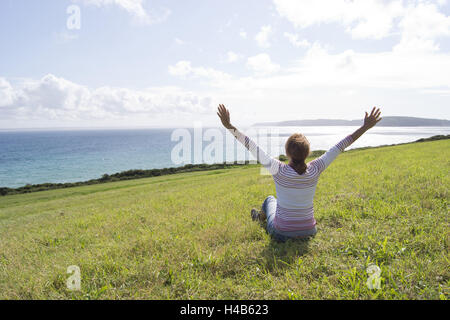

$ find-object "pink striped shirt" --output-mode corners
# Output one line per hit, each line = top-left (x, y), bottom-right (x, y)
(228, 128), (354, 232)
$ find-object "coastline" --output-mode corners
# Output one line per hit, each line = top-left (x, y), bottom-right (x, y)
(1, 134), (448, 196)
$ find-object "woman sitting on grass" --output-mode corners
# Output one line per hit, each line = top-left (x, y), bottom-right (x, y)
(217, 104), (382, 242)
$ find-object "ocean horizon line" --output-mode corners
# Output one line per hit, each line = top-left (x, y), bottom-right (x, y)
(1, 134), (448, 192)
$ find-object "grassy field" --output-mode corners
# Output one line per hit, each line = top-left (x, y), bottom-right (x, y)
(0, 139), (448, 299)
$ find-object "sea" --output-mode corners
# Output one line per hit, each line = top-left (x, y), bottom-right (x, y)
(0, 126), (449, 188)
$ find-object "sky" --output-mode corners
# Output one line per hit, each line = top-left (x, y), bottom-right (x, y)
(0, 0), (449, 129)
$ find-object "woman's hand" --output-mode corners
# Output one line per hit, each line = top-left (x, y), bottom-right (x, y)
(217, 104), (235, 130)
(351, 107), (382, 142)
(363, 107), (382, 129)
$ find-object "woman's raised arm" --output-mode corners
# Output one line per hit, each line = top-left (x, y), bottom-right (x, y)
(217, 104), (280, 174)
(310, 107), (382, 173)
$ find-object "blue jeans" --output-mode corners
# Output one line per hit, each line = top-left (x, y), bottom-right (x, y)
(262, 195), (317, 242)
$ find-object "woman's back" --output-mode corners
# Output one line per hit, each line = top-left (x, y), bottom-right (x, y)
(273, 162), (320, 209)
(271, 135), (354, 231)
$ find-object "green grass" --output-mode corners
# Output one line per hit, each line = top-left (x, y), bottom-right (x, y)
(0, 140), (448, 299)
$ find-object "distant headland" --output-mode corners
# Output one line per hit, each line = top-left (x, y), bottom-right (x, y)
(254, 116), (450, 127)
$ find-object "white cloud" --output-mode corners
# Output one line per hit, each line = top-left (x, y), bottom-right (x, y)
(168, 61), (232, 85)
(283, 32), (310, 48)
(244, 44), (450, 91)
(246, 54), (280, 75)
(274, 0), (404, 39)
(0, 78), (15, 107)
(74, 0), (171, 25)
(239, 30), (247, 39)
(168, 42), (450, 95)
(255, 25), (273, 48)
(174, 38), (186, 45)
(226, 51), (243, 63)
(274, 0), (450, 45)
(395, 2), (450, 52)
(0, 74), (213, 121)
(168, 61), (192, 77)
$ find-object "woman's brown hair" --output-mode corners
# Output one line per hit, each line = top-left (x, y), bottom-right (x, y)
(285, 133), (310, 175)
